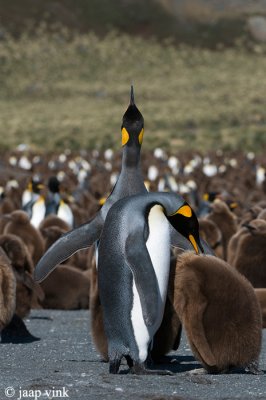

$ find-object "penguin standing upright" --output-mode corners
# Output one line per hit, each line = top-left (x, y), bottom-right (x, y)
(45, 176), (74, 228)
(97, 192), (203, 374)
(22, 178), (46, 228)
(34, 87), (212, 361)
(34, 86), (147, 279)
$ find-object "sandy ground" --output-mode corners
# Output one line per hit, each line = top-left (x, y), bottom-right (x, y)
(1, 310), (266, 400)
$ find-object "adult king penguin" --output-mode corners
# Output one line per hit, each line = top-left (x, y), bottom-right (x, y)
(97, 191), (204, 374)
(34, 86), (147, 282)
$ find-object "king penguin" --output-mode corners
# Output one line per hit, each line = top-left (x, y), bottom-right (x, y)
(34, 86), (147, 281)
(97, 191), (204, 374)
(45, 176), (74, 228)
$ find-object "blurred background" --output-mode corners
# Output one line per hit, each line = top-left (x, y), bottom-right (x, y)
(0, 0), (266, 152)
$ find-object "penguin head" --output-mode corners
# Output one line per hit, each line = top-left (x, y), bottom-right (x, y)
(121, 86), (144, 148)
(48, 176), (60, 193)
(166, 202), (204, 254)
(28, 178), (44, 194)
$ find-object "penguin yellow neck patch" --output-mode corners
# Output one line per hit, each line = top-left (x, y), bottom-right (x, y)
(189, 234), (199, 254)
(121, 127), (130, 146)
(171, 204), (192, 218)
(138, 128), (144, 145)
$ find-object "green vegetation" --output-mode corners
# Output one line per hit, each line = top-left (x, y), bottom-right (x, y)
(0, 30), (266, 152)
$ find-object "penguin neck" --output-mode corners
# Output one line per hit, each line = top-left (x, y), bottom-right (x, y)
(110, 143), (146, 200)
(121, 144), (141, 170)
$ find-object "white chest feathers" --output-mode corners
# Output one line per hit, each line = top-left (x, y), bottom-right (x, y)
(131, 205), (171, 362)
(146, 205), (171, 301)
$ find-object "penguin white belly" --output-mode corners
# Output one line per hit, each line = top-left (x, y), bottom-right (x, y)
(131, 205), (170, 362)
(57, 202), (74, 228)
(30, 198), (46, 228)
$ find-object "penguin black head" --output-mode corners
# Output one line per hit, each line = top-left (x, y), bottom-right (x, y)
(48, 176), (60, 193)
(121, 86), (144, 147)
(28, 178), (44, 194)
(166, 203), (204, 254)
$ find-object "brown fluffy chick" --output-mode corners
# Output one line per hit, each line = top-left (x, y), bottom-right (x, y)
(199, 218), (223, 258)
(0, 233), (43, 318)
(40, 265), (90, 310)
(3, 210), (44, 265)
(254, 289), (266, 328)
(206, 199), (237, 260)
(172, 252), (262, 374)
(0, 247), (16, 331)
(230, 219), (266, 288)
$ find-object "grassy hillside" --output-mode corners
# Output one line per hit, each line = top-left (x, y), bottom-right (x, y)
(0, 31), (266, 152)
(0, 0), (254, 48)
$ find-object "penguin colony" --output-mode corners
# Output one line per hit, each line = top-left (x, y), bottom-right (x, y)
(0, 88), (265, 374)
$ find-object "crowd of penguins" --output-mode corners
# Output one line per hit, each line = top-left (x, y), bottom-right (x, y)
(1, 87), (266, 375)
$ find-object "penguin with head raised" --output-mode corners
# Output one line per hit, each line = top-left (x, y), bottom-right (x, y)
(97, 191), (203, 374)
(34, 87), (212, 362)
(172, 252), (262, 374)
(34, 86), (147, 282)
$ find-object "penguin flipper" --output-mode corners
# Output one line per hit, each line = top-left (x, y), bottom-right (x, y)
(170, 228), (214, 255)
(125, 232), (160, 327)
(34, 213), (103, 282)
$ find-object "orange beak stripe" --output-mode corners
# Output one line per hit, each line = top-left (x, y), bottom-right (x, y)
(189, 234), (199, 254)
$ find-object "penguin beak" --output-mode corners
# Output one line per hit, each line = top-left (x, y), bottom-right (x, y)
(188, 234), (200, 254)
(188, 234), (204, 255)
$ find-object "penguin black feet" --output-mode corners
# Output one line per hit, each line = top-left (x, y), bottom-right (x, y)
(130, 362), (173, 376)
(245, 361), (264, 375)
(1, 315), (40, 344)
(109, 355), (122, 374)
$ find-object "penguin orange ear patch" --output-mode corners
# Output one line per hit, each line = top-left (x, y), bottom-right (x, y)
(121, 128), (130, 146)
(138, 128), (144, 145)
(171, 204), (192, 218)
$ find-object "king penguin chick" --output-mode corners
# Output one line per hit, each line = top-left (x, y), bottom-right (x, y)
(199, 218), (223, 258)
(40, 265), (90, 310)
(97, 192), (203, 375)
(3, 210), (45, 265)
(172, 252), (262, 374)
(0, 244), (39, 343)
(206, 199), (237, 260)
(229, 219), (266, 288)
(0, 233), (43, 318)
(254, 289), (266, 328)
(0, 247), (16, 332)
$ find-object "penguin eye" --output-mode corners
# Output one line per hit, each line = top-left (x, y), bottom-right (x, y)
(138, 128), (144, 145)
(121, 127), (130, 146)
(171, 204), (192, 218)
